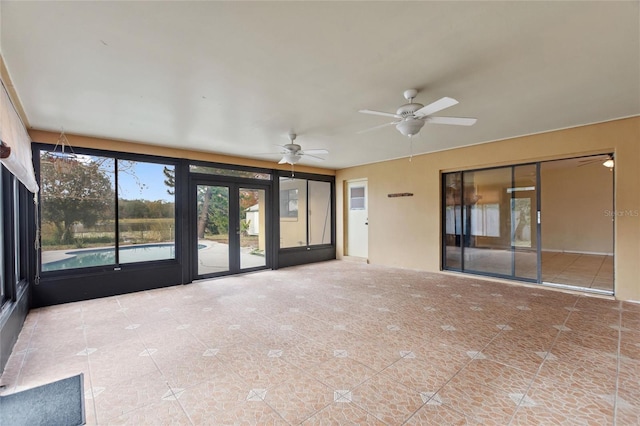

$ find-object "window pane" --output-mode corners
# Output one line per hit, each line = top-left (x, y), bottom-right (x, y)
(118, 161), (176, 263)
(350, 186), (365, 210)
(189, 165), (271, 180)
(40, 152), (116, 271)
(308, 180), (331, 245)
(240, 188), (267, 269)
(197, 185), (229, 275)
(280, 177), (307, 248)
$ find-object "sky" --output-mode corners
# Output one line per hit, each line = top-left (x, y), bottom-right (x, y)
(118, 161), (174, 202)
(87, 157), (175, 202)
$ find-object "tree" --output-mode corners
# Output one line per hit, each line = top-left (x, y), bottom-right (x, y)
(196, 186), (229, 238)
(160, 165), (234, 239)
(163, 166), (175, 195)
(40, 155), (115, 245)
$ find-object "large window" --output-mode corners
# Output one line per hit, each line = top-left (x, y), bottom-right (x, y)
(39, 149), (176, 272)
(279, 177), (331, 248)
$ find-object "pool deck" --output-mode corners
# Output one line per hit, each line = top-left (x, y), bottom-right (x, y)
(41, 240), (265, 272)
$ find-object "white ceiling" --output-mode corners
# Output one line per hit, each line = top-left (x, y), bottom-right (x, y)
(2, 1), (638, 170)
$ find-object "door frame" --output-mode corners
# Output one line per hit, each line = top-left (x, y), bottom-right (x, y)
(190, 177), (271, 279)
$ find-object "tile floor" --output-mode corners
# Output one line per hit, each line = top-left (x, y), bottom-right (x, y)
(446, 249), (614, 293)
(542, 252), (614, 291)
(1, 260), (638, 425)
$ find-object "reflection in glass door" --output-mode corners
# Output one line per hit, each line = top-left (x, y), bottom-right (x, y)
(196, 185), (230, 276)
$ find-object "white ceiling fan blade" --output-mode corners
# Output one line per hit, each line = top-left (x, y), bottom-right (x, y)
(358, 109), (402, 119)
(303, 154), (325, 162)
(302, 149), (329, 155)
(413, 97), (459, 117)
(426, 116), (477, 126)
(278, 157), (287, 164)
(356, 121), (399, 134)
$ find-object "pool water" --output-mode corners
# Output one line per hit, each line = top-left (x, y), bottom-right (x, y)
(42, 243), (184, 271)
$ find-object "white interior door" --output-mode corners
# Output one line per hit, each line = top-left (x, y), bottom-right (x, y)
(347, 180), (368, 258)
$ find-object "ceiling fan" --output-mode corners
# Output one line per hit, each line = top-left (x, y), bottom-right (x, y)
(358, 89), (477, 137)
(273, 133), (328, 165)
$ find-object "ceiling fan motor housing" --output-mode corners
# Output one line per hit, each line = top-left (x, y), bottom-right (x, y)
(283, 143), (301, 153)
(396, 102), (424, 117)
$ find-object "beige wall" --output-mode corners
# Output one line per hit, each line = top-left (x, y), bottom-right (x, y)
(336, 117), (640, 302)
(541, 161), (614, 254)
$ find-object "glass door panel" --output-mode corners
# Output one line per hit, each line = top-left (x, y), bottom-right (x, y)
(513, 164), (538, 280)
(196, 184), (230, 275)
(239, 188), (266, 270)
(539, 156), (614, 292)
(462, 168), (513, 275)
(443, 172), (462, 269)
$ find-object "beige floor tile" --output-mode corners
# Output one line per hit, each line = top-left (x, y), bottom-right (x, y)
(300, 402), (386, 425)
(262, 374), (334, 424)
(0, 260), (636, 424)
(350, 373), (424, 424)
(525, 377), (615, 424)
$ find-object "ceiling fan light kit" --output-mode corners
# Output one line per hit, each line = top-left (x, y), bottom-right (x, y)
(359, 89), (477, 137)
(396, 118), (425, 137)
(280, 151), (302, 165)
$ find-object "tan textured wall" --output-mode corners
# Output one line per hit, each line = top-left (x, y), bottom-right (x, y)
(336, 117), (640, 301)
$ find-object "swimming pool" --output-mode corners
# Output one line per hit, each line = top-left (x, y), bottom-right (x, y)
(42, 243), (187, 271)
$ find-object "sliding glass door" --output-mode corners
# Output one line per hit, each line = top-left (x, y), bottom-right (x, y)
(443, 156), (614, 295)
(443, 164), (539, 282)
